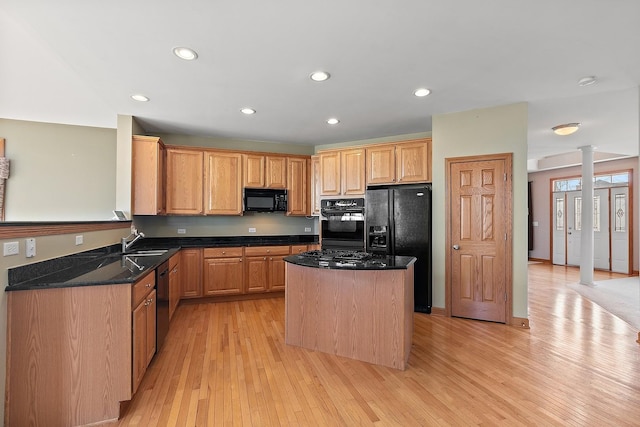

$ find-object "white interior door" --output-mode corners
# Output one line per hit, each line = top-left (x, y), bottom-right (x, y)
(610, 186), (630, 273)
(566, 191), (582, 266)
(552, 192), (566, 265)
(593, 189), (610, 270)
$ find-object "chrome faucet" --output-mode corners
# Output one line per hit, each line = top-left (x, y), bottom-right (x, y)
(121, 230), (145, 253)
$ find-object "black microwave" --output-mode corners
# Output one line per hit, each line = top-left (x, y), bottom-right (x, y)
(243, 188), (287, 212)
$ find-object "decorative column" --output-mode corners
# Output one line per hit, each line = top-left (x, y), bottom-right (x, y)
(579, 145), (594, 285)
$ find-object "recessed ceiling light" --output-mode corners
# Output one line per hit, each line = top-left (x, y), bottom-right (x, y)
(552, 123), (580, 136)
(240, 108), (256, 115)
(327, 118), (339, 125)
(578, 76), (597, 86)
(414, 88), (431, 97)
(131, 94), (149, 102)
(310, 71), (330, 82)
(173, 47), (198, 61)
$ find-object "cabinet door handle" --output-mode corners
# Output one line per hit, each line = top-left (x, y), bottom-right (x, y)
(222, 251), (226, 254)
(146, 283), (152, 288)
(263, 257), (266, 260)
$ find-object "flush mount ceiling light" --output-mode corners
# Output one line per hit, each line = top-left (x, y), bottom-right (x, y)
(173, 47), (198, 61)
(240, 107), (256, 115)
(131, 94), (149, 102)
(578, 76), (597, 86)
(310, 71), (330, 82)
(552, 123), (580, 136)
(413, 88), (431, 97)
(327, 118), (340, 125)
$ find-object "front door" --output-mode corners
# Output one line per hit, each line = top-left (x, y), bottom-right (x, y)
(446, 154), (512, 323)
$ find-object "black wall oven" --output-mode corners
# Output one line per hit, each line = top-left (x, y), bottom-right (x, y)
(320, 198), (365, 251)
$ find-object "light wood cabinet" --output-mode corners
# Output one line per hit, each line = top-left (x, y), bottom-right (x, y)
(6, 285), (131, 426)
(266, 155), (287, 188)
(243, 154), (287, 188)
(319, 148), (365, 196)
(180, 248), (203, 298)
(205, 151), (243, 215)
(341, 148), (366, 194)
(166, 148), (204, 214)
(311, 155), (321, 216)
(395, 139), (431, 183)
(132, 271), (156, 394)
(366, 138), (431, 185)
(243, 154), (265, 187)
(290, 244), (309, 255)
(132, 135), (165, 215)
(168, 253), (180, 320)
(203, 247), (244, 296)
(287, 156), (309, 216)
(244, 246), (290, 292)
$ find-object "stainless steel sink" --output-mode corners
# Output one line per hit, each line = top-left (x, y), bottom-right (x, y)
(124, 249), (168, 256)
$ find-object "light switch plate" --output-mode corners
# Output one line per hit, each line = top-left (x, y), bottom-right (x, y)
(25, 238), (36, 258)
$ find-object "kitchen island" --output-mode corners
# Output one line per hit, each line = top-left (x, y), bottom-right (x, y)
(284, 251), (415, 370)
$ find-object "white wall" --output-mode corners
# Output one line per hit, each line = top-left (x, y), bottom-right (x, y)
(432, 103), (529, 318)
(528, 157), (640, 271)
(0, 118), (117, 221)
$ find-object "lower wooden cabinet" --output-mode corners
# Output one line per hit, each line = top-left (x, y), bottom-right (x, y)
(132, 271), (156, 394)
(203, 247), (244, 296)
(290, 244), (309, 255)
(244, 246), (290, 292)
(168, 253), (181, 320)
(180, 248), (203, 298)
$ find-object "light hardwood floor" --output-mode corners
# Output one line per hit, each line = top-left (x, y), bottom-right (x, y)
(115, 264), (640, 426)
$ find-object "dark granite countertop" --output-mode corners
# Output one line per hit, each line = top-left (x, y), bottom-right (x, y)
(6, 235), (319, 291)
(284, 254), (416, 270)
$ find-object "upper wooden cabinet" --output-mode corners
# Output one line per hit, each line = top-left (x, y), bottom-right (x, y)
(243, 154), (287, 188)
(132, 135), (165, 215)
(310, 155), (321, 216)
(319, 148), (365, 196)
(286, 157), (309, 216)
(165, 148), (204, 215)
(205, 151), (243, 215)
(366, 138), (431, 186)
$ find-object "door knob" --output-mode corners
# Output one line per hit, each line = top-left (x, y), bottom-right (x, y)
(452, 245), (460, 250)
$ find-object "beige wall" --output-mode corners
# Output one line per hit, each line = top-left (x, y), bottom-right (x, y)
(0, 118), (117, 221)
(432, 103), (529, 318)
(528, 156), (639, 270)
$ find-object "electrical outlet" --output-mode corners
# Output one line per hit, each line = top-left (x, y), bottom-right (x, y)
(75, 235), (84, 245)
(304, 227), (312, 232)
(3, 241), (19, 256)
(177, 228), (186, 234)
(25, 238), (36, 258)
(249, 227), (257, 233)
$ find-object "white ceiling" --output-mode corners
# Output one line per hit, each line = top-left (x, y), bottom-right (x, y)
(1, 1), (639, 168)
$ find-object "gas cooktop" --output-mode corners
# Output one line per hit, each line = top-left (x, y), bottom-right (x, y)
(297, 249), (387, 267)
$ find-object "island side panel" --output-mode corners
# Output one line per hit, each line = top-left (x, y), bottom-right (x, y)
(6, 285), (132, 426)
(285, 263), (413, 370)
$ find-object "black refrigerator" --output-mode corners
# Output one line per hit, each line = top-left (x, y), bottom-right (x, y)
(365, 184), (432, 313)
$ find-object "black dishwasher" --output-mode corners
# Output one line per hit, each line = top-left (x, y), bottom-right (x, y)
(156, 260), (170, 350)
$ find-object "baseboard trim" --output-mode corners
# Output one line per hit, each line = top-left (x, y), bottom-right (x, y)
(528, 257), (550, 264)
(511, 317), (530, 329)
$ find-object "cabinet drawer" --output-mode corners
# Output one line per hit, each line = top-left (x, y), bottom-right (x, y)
(244, 245), (290, 256)
(290, 245), (309, 255)
(132, 270), (156, 307)
(203, 247), (243, 258)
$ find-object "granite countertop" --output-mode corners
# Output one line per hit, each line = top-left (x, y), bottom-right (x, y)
(7, 235), (319, 292)
(284, 253), (416, 270)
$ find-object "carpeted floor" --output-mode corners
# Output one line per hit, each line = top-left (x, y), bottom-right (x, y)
(567, 277), (640, 331)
